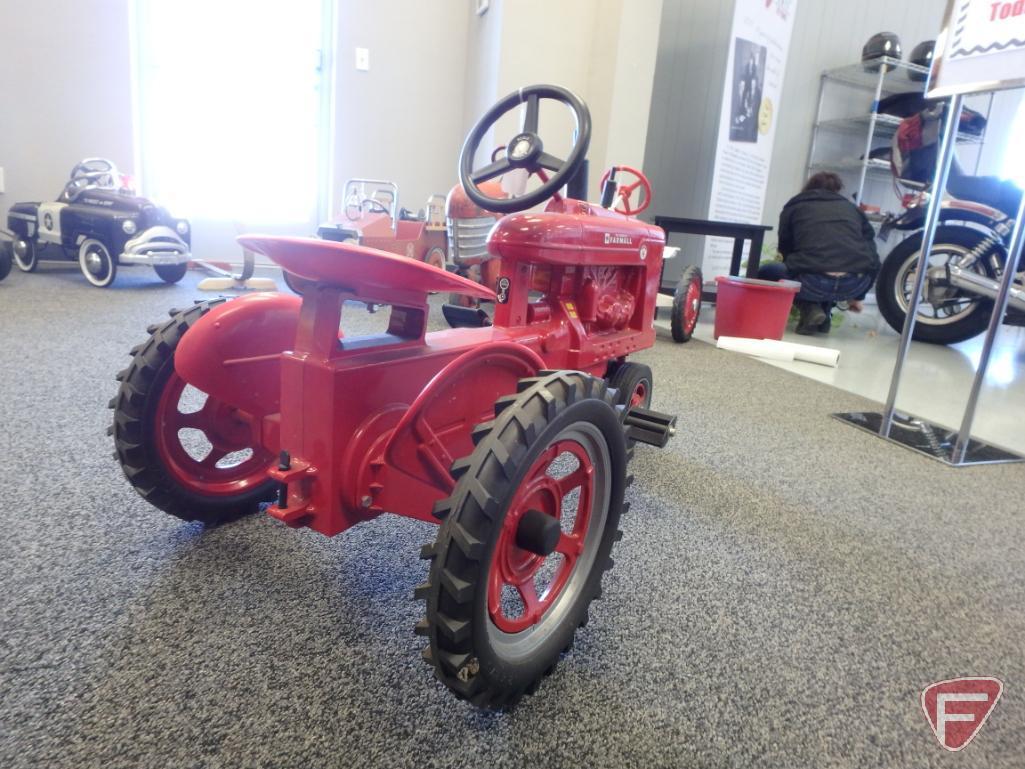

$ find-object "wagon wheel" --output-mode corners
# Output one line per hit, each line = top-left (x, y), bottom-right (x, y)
(109, 299), (276, 523)
(671, 265), (702, 343)
(416, 371), (632, 709)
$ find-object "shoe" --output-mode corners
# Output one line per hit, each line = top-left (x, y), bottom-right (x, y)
(795, 301), (827, 335)
(818, 303), (832, 333)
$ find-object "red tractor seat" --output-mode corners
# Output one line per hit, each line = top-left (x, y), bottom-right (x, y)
(238, 235), (496, 302)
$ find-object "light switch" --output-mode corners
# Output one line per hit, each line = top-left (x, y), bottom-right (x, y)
(355, 47), (369, 71)
(0, 167), (5, 194)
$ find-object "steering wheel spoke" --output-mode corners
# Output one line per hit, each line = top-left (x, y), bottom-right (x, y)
(537, 152), (565, 173)
(521, 93), (540, 134)
(471, 157), (513, 184)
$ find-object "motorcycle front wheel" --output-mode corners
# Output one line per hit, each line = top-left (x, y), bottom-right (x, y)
(876, 226), (998, 345)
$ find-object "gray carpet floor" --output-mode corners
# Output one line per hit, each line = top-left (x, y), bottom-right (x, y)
(1, 263), (1023, 769)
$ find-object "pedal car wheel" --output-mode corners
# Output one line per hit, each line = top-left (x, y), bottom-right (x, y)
(154, 262), (188, 284)
(13, 238), (38, 272)
(607, 361), (653, 409)
(0, 241), (12, 281)
(417, 371), (631, 709)
(425, 246), (446, 271)
(671, 265), (702, 342)
(79, 238), (117, 287)
(109, 299), (276, 524)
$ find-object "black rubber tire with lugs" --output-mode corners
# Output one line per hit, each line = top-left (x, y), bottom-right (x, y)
(415, 371), (632, 709)
(108, 299), (276, 524)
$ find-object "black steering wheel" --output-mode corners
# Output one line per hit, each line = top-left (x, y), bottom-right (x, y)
(459, 84), (591, 214)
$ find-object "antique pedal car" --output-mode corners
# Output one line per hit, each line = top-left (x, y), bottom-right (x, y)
(110, 85), (675, 708)
(287, 178), (448, 295)
(7, 158), (191, 287)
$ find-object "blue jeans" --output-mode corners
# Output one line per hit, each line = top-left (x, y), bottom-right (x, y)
(757, 262), (873, 304)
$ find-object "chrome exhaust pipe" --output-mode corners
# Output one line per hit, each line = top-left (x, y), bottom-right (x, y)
(947, 265), (1025, 313)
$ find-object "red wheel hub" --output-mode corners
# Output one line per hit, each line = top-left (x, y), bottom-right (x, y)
(682, 276), (701, 334)
(154, 372), (273, 496)
(629, 380), (648, 408)
(488, 439), (595, 633)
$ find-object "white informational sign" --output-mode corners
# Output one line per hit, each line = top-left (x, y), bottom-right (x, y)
(929, 0), (1025, 96)
(702, 0), (797, 280)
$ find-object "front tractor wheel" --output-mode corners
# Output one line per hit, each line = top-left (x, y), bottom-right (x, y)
(108, 299), (277, 524)
(417, 372), (632, 708)
(607, 361), (653, 409)
(671, 265), (702, 342)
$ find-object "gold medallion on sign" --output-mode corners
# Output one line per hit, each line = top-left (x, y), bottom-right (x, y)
(758, 98), (773, 135)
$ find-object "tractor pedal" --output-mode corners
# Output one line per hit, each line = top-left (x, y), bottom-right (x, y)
(623, 406), (677, 448)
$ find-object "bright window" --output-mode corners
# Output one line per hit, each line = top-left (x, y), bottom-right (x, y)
(132, 0), (333, 224)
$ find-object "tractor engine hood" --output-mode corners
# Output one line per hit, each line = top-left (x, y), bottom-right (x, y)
(487, 199), (664, 266)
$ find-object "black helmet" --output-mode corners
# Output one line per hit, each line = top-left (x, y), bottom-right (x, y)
(862, 32), (902, 72)
(909, 40), (935, 81)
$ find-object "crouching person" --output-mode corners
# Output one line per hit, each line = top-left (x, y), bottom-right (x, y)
(759, 172), (880, 335)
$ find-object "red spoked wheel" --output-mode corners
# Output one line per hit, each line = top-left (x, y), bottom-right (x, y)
(110, 299), (277, 523)
(154, 372), (273, 497)
(671, 265), (703, 343)
(599, 165), (653, 216)
(488, 439), (594, 633)
(417, 372), (631, 709)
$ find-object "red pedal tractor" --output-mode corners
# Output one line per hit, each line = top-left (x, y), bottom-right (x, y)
(109, 84), (676, 708)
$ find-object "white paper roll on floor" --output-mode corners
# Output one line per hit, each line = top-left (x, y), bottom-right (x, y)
(716, 336), (840, 367)
(768, 340), (840, 367)
(715, 336), (796, 362)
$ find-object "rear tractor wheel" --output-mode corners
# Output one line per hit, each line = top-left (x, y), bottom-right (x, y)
(416, 371), (632, 708)
(108, 298), (277, 524)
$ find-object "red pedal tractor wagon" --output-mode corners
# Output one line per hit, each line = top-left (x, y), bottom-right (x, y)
(110, 84), (676, 708)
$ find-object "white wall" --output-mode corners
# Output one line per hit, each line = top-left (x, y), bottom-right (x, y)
(0, 0), (135, 218)
(332, 0), (471, 213)
(461, 0), (663, 202)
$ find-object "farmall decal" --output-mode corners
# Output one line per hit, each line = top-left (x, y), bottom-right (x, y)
(603, 233), (632, 246)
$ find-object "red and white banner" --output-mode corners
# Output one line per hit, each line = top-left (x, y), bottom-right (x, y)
(930, 0), (1025, 95)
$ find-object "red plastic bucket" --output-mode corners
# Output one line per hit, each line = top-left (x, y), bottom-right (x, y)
(713, 275), (801, 340)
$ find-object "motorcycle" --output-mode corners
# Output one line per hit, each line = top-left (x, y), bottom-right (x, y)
(876, 171), (1024, 345)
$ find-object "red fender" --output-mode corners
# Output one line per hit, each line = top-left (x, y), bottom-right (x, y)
(378, 342), (545, 499)
(175, 292), (302, 418)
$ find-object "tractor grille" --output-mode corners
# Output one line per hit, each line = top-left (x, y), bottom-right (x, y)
(446, 216), (495, 266)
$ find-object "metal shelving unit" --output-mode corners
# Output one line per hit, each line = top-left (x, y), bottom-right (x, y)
(806, 56), (992, 207)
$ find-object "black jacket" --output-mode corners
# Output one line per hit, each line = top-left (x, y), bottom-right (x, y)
(778, 189), (880, 275)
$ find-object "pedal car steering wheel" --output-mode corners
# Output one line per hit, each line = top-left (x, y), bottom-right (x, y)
(459, 84), (591, 214)
(599, 166), (652, 216)
(345, 197), (391, 221)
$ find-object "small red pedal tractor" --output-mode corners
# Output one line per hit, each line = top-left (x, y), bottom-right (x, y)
(109, 84), (676, 708)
